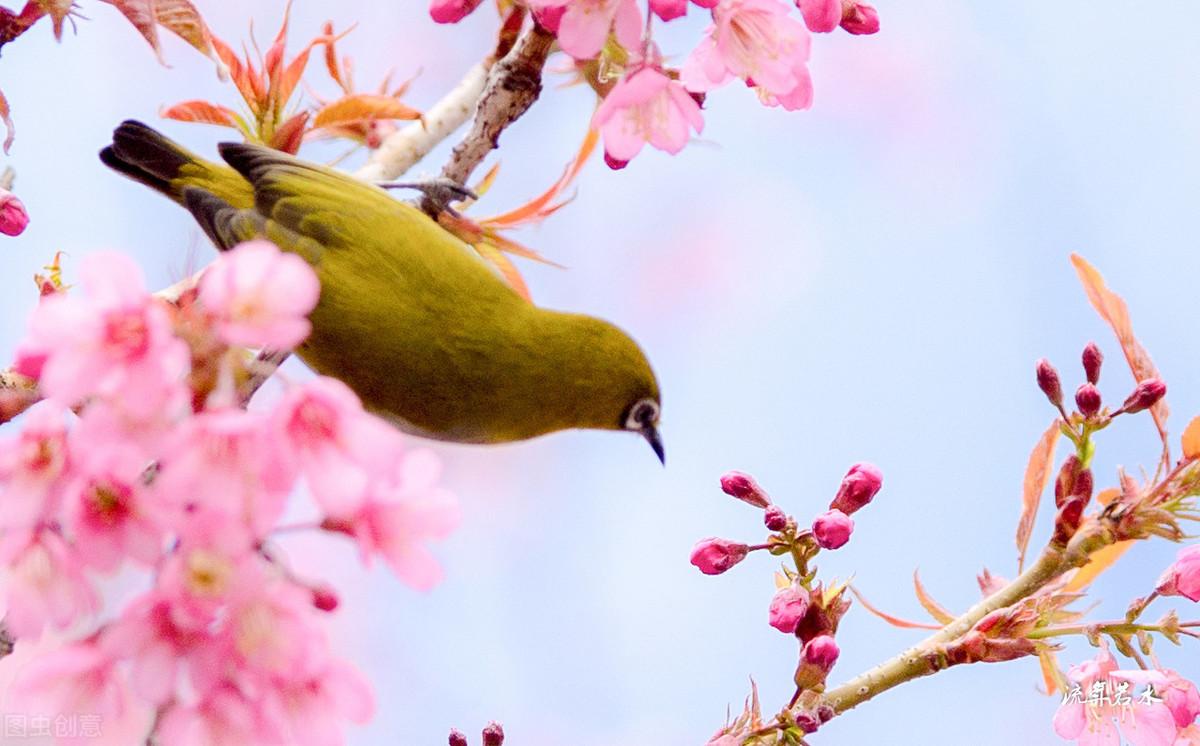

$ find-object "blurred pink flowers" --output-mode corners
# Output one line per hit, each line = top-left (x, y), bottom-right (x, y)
(198, 240), (320, 350)
(593, 66), (704, 167)
(525, 0), (641, 60)
(1157, 545), (1200, 603)
(428, 0), (485, 24)
(1053, 647), (1187, 746)
(0, 246), (458, 742)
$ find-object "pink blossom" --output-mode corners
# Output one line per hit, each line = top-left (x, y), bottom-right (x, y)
(0, 529), (97, 637)
(15, 251), (190, 423)
(1053, 647), (1181, 746)
(155, 546), (255, 635)
(62, 428), (163, 571)
(199, 240), (320, 350)
(0, 187), (28, 236)
(681, 0), (813, 110)
(768, 583), (809, 633)
(811, 509), (854, 549)
(1162, 671), (1200, 729)
(525, 0), (642, 60)
(428, 0), (484, 23)
(327, 449), (460, 591)
(10, 639), (138, 744)
(690, 537), (749, 575)
(829, 461), (883, 515)
(159, 683), (284, 746)
(101, 589), (210, 705)
(266, 659), (375, 745)
(839, 1), (879, 34)
(0, 400), (70, 530)
(272, 377), (408, 518)
(796, 0), (840, 32)
(154, 408), (294, 550)
(1157, 545), (1200, 602)
(226, 577), (329, 681)
(593, 67), (704, 165)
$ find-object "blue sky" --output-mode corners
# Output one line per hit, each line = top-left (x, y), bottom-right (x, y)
(1, 1), (1198, 744)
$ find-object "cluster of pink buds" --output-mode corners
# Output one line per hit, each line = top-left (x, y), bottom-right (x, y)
(0, 244), (459, 743)
(449, 722), (505, 746)
(427, 0), (878, 168)
(694, 462), (882, 740)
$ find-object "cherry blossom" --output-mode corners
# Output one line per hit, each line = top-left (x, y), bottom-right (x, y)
(593, 66), (704, 167)
(525, 0), (642, 60)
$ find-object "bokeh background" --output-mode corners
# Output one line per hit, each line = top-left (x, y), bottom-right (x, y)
(2, 0), (1199, 743)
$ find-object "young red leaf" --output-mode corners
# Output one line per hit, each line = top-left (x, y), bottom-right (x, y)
(160, 100), (244, 131)
(0, 87), (13, 153)
(1038, 649), (1063, 696)
(1070, 253), (1170, 465)
(108, 0), (162, 61)
(311, 93), (421, 130)
(1064, 541), (1133, 592)
(1016, 420), (1060, 572)
(270, 111), (310, 154)
(1182, 415), (1200, 460)
(912, 570), (955, 625)
(484, 128), (598, 228)
(321, 20), (349, 92)
(476, 243), (532, 303)
(209, 35), (259, 115)
(849, 585), (941, 630)
(153, 0), (214, 59)
(34, 0), (71, 40)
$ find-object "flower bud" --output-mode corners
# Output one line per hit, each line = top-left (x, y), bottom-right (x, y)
(1120, 378), (1167, 414)
(796, 0), (841, 32)
(839, 1), (879, 34)
(604, 152), (629, 171)
(811, 509), (853, 550)
(531, 5), (564, 33)
(649, 0), (688, 21)
(482, 722), (504, 746)
(1082, 342), (1103, 384)
(449, 731), (469, 746)
(1036, 359), (1063, 407)
(764, 505), (788, 531)
(1075, 383), (1101, 418)
(768, 583), (810, 634)
(1155, 545), (1200, 602)
(1054, 454), (1081, 509)
(689, 537), (750, 575)
(429, 0), (484, 23)
(0, 188), (28, 236)
(794, 634), (840, 689)
(829, 462), (882, 515)
(720, 470), (770, 509)
(1051, 494), (1086, 546)
(794, 711), (820, 734)
(311, 584), (339, 612)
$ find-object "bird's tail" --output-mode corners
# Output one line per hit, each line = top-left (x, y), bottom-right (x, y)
(100, 120), (206, 204)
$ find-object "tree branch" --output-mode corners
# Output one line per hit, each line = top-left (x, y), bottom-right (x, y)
(818, 520), (1114, 715)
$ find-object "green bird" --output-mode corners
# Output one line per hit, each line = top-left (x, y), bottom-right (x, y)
(99, 120), (664, 462)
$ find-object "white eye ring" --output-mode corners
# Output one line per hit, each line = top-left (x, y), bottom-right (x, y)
(624, 398), (660, 431)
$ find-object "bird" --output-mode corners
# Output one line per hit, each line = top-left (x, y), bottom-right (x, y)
(99, 120), (665, 462)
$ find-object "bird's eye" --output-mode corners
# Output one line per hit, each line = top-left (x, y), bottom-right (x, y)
(624, 398), (660, 431)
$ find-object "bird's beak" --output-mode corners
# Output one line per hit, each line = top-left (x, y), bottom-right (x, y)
(641, 424), (665, 465)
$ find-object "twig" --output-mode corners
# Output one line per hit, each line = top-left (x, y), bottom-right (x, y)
(438, 23), (556, 189)
(817, 520), (1114, 716)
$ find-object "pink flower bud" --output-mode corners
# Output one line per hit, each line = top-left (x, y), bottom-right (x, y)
(1156, 545), (1200, 602)
(1075, 383), (1101, 418)
(690, 537), (750, 575)
(1120, 378), (1167, 414)
(793, 711), (820, 733)
(764, 505), (788, 531)
(311, 584), (339, 612)
(1051, 494), (1086, 546)
(0, 188), (28, 236)
(768, 584), (810, 634)
(449, 731), (469, 746)
(429, 0), (484, 23)
(604, 152), (629, 171)
(532, 5), (565, 33)
(811, 509), (854, 550)
(482, 722), (504, 746)
(803, 634), (841, 671)
(1036, 359), (1063, 407)
(796, 0), (841, 32)
(650, 0), (688, 20)
(839, 1), (879, 34)
(829, 462), (882, 515)
(1082, 342), (1103, 384)
(692, 0), (719, 7)
(720, 470), (770, 509)
(794, 634), (840, 689)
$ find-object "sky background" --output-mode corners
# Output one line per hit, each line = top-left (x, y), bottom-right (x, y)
(1, 1), (1199, 744)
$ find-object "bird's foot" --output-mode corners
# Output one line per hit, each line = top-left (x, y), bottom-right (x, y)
(377, 177), (476, 218)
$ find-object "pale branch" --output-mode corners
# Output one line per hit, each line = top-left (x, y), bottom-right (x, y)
(818, 521), (1113, 716)
(354, 61), (490, 183)
(438, 23), (556, 189)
